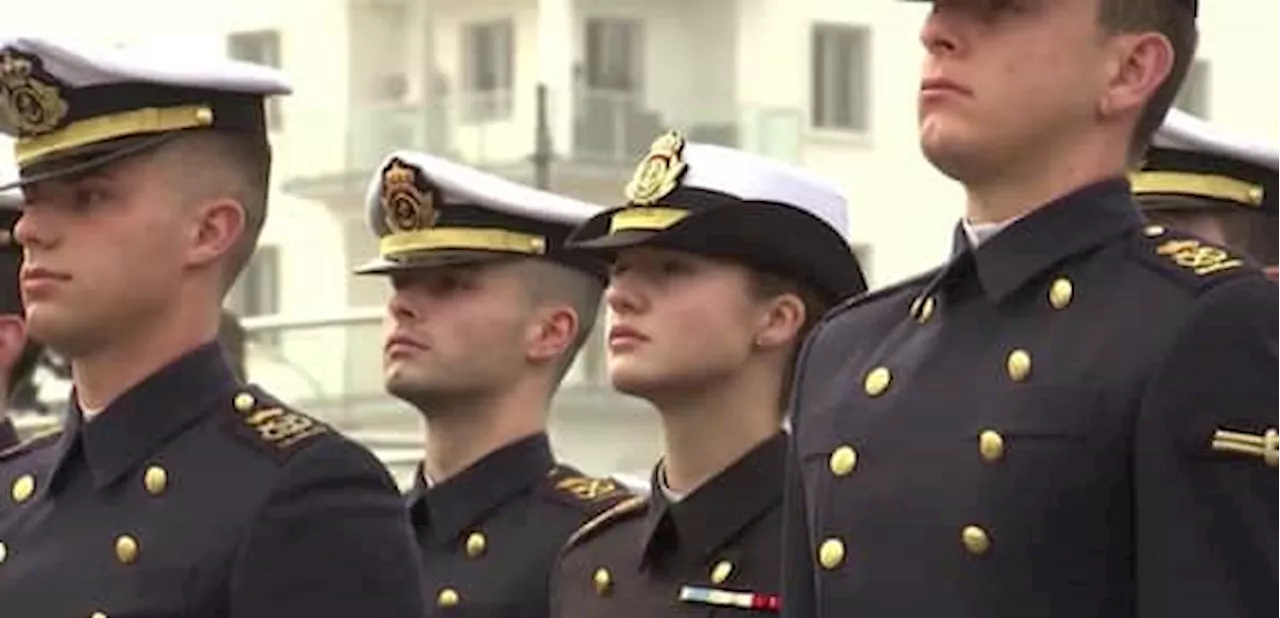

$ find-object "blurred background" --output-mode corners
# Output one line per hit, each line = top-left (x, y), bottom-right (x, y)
(7, 0), (1278, 488)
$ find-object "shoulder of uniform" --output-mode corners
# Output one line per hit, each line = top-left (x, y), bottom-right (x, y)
(822, 267), (939, 324)
(540, 464), (637, 519)
(0, 426), (63, 462)
(220, 385), (334, 464)
(564, 493), (649, 550)
(1129, 226), (1265, 293)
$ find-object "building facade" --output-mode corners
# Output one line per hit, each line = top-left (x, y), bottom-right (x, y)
(12, 0), (1278, 482)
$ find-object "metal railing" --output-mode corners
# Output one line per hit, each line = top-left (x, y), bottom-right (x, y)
(11, 307), (658, 486)
(343, 87), (805, 173)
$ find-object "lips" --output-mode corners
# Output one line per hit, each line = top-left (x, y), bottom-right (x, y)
(920, 76), (972, 96)
(20, 265), (70, 283)
(384, 333), (428, 354)
(607, 325), (649, 345)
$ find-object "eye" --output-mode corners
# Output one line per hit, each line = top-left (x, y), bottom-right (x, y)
(71, 186), (111, 211)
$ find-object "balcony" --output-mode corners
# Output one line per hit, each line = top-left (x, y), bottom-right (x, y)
(14, 308), (660, 489)
(283, 87), (804, 206)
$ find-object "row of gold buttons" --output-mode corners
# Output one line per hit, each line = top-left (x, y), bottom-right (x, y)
(816, 273), (1080, 569)
(434, 531), (491, 607)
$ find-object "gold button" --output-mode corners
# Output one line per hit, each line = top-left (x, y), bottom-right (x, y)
(961, 525), (990, 555)
(828, 445), (857, 477)
(863, 367), (892, 397)
(1006, 349), (1031, 382)
(817, 538), (845, 570)
(115, 535), (139, 564)
(464, 532), (486, 558)
(910, 295), (936, 323)
(91, 613), (108, 618)
(233, 392), (256, 412)
(1143, 225), (1165, 237)
(10, 474), (34, 503)
(978, 430), (1005, 462)
(143, 466), (168, 496)
(593, 567), (612, 596)
(194, 107), (215, 125)
(710, 560), (733, 584)
(1048, 278), (1073, 310)
(436, 587), (459, 607)
(0, 541), (7, 563)
(1248, 186), (1264, 204)
(1264, 429), (1277, 468)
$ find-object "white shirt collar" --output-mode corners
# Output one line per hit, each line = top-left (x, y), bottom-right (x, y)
(962, 216), (1018, 247)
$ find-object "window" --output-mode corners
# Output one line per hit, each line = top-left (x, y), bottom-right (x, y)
(1173, 59), (1209, 117)
(584, 18), (642, 92)
(227, 30), (284, 130)
(227, 246), (281, 345)
(811, 24), (871, 133)
(461, 20), (515, 122)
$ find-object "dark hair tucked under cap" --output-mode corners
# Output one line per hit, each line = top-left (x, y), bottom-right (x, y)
(566, 131), (868, 304)
(1134, 109), (1278, 217)
(0, 36), (291, 191)
(353, 150), (610, 281)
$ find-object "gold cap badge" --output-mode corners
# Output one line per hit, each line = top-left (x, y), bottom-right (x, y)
(624, 130), (688, 206)
(381, 159), (438, 233)
(0, 51), (68, 136)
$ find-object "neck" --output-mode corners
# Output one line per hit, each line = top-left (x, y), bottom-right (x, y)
(421, 377), (550, 484)
(72, 290), (220, 411)
(652, 363), (782, 495)
(964, 131), (1129, 224)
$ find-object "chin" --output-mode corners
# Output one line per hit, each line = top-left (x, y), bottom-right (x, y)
(606, 358), (670, 399)
(25, 308), (90, 358)
(919, 126), (982, 182)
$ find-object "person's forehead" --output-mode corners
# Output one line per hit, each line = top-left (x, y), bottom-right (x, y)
(390, 259), (512, 282)
(917, 0), (1196, 16)
(23, 154), (152, 196)
(614, 245), (700, 262)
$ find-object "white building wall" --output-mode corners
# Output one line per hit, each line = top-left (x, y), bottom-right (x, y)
(5, 0), (1277, 476)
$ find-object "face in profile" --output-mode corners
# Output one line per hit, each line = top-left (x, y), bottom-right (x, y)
(603, 247), (773, 399)
(382, 260), (535, 413)
(15, 153), (193, 358)
(917, 0), (1115, 181)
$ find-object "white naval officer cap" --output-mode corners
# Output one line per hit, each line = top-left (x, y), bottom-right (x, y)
(0, 35), (291, 190)
(354, 150), (610, 280)
(566, 131), (868, 302)
(1135, 109), (1278, 215)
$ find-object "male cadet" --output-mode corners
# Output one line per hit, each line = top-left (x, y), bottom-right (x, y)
(355, 150), (634, 617)
(0, 172), (43, 450)
(550, 134), (867, 618)
(783, 2), (1277, 618)
(1132, 108), (1278, 280)
(0, 37), (427, 617)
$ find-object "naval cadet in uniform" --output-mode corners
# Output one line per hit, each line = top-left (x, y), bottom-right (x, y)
(1132, 108), (1278, 280)
(354, 150), (635, 617)
(550, 132), (867, 617)
(783, 1), (1277, 617)
(0, 164), (43, 450)
(0, 37), (428, 616)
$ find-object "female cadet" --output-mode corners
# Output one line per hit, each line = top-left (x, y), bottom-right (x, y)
(549, 131), (867, 617)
